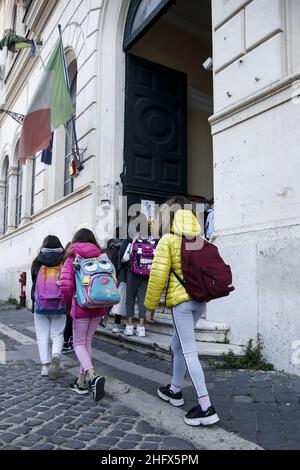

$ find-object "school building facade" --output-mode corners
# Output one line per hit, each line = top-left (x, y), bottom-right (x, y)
(0, 0), (300, 375)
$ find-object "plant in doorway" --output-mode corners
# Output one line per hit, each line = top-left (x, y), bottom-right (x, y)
(211, 335), (274, 371)
(7, 296), (18, 306)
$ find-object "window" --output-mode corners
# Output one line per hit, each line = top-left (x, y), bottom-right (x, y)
(3, 158), (9, 234)
(24, 0), (33, 15)
(64, 57), (77, 197)
(131, 0), (162, 34)
(15, 160), (22, 227)
(6, 4), (18, 69)
(31, 155), (37, 215)
(12, 4), (17, 32)
(22, 0), (33, 29)
(123, 0), (173, 51)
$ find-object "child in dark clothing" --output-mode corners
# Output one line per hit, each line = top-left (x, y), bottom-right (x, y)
(105, 238), (131, 333)
(62, 242), (73, 354)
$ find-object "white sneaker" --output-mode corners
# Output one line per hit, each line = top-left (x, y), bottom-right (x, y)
(41, 365), (49, 377)
(48, 354), (61, 380)
(124, 324), (134, 336)
(136, 325), (146, 338)
(112, 324), (120, 333)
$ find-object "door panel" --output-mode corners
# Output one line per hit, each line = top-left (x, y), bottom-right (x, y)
(124, 54), (187, 201)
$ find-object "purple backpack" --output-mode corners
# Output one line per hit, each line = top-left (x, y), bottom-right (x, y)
(35, 264), (66, 315)
(129, 238), (157, 276)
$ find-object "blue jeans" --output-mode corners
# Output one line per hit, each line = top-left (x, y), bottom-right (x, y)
(171, 300), (208, 397)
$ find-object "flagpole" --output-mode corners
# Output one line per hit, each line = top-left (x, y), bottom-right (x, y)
(34, 39), (46, 70)
(58, 24), (83, 171)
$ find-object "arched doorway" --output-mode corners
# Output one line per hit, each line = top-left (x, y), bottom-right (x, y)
(122, 0), (213, 210)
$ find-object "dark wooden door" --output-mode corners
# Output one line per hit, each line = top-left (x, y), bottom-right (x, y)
(123, 54), (187, 205)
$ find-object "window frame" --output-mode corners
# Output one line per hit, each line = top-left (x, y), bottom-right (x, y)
(23, 0), (33, 18)
(123, 0), (174, 52)
(12, 4), (17, 32)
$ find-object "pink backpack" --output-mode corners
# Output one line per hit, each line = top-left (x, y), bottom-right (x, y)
(129, 238), (157, 276)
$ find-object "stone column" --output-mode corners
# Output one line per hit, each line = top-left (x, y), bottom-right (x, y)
(6, 166), (17, 233)
(0, 179), (5, 236)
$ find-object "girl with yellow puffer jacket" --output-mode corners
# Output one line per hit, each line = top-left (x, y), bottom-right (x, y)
(144, 195), (219, 427)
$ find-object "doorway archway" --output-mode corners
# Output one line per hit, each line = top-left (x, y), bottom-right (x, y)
(122, 0), (213, 209)
(97, 0), (213, 238)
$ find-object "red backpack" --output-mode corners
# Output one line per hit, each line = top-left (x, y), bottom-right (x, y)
(172, 236), (235, 302)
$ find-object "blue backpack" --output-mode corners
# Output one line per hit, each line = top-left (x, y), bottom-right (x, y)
(73, 254), (120, 309)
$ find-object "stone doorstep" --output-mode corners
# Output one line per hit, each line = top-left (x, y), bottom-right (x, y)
(96, 325), (245, 360)
(106, 311), (230, 343)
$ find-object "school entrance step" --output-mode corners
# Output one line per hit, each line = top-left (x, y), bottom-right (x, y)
(96, 310), (245, 361)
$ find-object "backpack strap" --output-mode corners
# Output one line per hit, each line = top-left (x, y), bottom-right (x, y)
(31, 261), (42, 313)
(171, 269), (186, 288)
(162, 269), (186, 313)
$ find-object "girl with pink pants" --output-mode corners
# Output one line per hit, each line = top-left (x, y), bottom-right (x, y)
(60, 228), (107, 402)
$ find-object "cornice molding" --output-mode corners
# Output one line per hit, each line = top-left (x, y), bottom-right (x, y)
(0, 182), (94, 244)
(209, 71), (300, 133)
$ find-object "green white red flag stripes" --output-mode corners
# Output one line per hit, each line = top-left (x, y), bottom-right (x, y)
(18, 39), (72, 163)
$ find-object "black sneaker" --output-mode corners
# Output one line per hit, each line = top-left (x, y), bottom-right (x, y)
(184, 405), (220, 426)
(62, 342), (73, 354)
(157, 384), (184, 407)
(90, 375), (105, 402)
(69, 379), (89, 395)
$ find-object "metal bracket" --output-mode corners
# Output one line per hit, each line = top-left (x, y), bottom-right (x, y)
(0, 108), (24, 124)
(82, 153), (95, 164)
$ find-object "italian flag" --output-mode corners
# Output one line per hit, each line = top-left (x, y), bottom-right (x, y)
(19, 40), (73, 163)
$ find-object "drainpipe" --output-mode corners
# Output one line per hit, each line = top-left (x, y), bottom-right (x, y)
(19, 271), (26, 308)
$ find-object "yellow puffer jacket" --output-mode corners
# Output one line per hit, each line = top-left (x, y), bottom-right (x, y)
(144, 209), (201, 311)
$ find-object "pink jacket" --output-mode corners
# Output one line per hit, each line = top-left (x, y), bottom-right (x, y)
(60, 242), (107, 318)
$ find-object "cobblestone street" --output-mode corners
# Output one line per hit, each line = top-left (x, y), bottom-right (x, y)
(0, 361), (196, 451)
(0, 305), (300, 451)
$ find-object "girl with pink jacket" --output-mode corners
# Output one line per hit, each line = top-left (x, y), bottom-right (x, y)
(60, 228), (106, 402)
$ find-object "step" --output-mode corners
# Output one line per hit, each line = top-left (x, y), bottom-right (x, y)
(96, 323), (245, 360)
(106, 311), (230, 343)
(146, 313), (229, 343)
